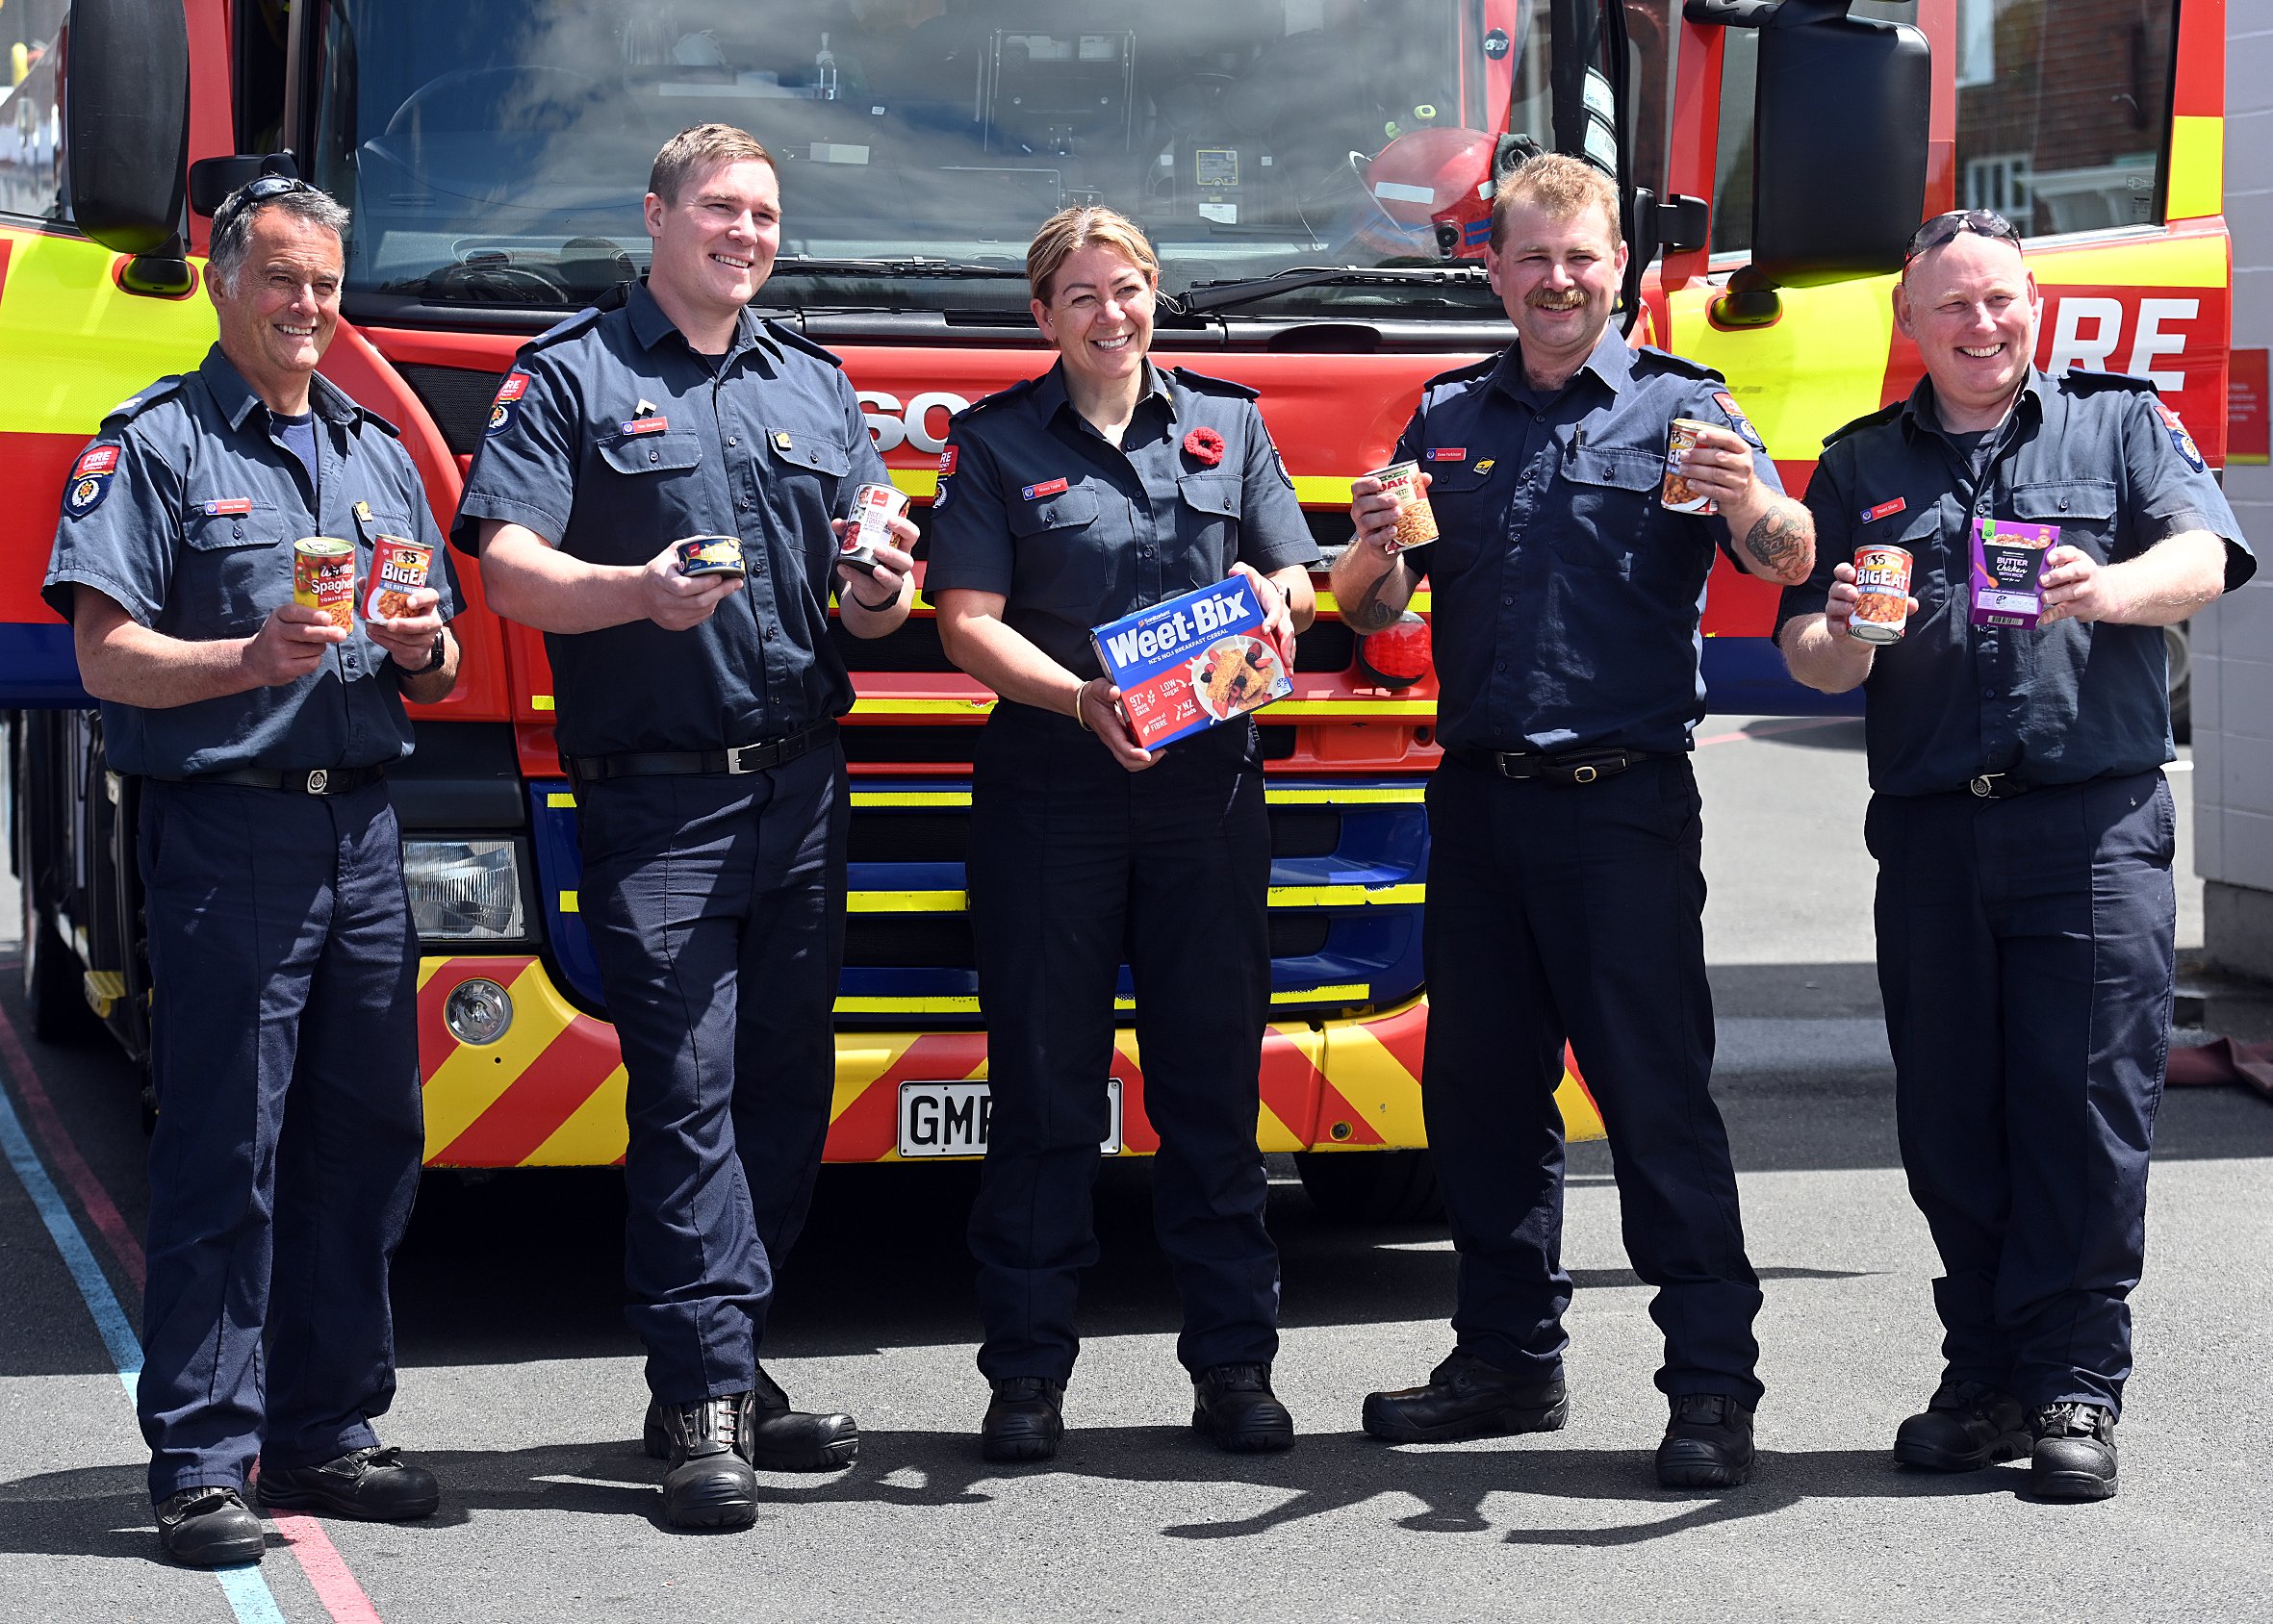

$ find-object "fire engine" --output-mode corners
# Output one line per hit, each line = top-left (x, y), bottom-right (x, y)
(0, 1), (2230, 1221)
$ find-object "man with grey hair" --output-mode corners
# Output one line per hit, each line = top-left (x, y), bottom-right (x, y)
(44, 174), (461, 1565)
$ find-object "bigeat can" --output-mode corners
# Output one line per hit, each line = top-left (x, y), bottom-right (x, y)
(1850, 544), (1914, 644)
(1366, 461), (1439, 552)
(675, 535), (746, 577)
(1662, 419), (1718, 515)
(363, 535), (433, 622)
(839, 481), (909, 572)
(292, 538), (355, 632)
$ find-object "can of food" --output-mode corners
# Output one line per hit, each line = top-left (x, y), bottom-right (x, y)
(1662, 418), (1718, 515)
(1851, 544), (1914, 644)
(1366, 461), (1439, 552)
(675, 535), (745, 577)
(362, 535), (433, 622)
(292, 538), (355, 632)
(839, 481), (910, 573)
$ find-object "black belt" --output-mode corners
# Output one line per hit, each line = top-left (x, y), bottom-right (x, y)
(567, 721), (836, 786)
(163, 764), (389, 797)
(1447, 745), (1670, 786)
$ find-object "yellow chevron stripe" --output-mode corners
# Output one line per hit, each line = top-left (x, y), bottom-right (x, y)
(524, 1068), (630, 1166)
(1555, 1070), (1605, 1140)
(2165, 115), (2222, 223)
(836, 994), (983, 1015)
(420, 962), (575, 1156)
(1274, 983), (1367, 1003)
(1315, 1017), (1429, 1146)
(830, 1032), (925, 1124)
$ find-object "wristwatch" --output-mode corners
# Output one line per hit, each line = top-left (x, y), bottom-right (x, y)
(402, 633), (447, 675)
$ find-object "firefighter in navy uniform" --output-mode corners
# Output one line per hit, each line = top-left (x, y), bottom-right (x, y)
(927, 207), (1318, 1461)
(42, 179), (459, 1567)
(451, 126), (918, 1531)
(1778, 211), (2252, 1502)
(1331, 155), (1818, 1489)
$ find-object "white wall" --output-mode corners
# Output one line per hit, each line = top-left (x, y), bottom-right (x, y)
(2197, 4), (2273, 972)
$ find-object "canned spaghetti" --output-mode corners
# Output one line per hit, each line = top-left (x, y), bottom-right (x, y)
(1850, 544), (1914, 644)
(840, 481), (909, 573)
(1662, 419), (1718, 515)
(362, 535), (433, 622)
(293, 538), (355, 632)
(1366, 461), (1439, 552)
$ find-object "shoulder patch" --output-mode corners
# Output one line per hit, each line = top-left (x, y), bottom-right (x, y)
(1710, 389), (1766, 450)
(1166, 366), (1260, 401)
(1629, 344), (1721, 382)
(2057, 368), (2158, 397)
(63, 442), (122, 519)
(522, 305), (607, 353)
(2155, 400), (2207, 471)
(99, 375), (185, 428)
(764, 318), (850, 369)
(1822, 400), (1903, 450)
(487, 369), (534, 438)
(955, 375), (1041, 421)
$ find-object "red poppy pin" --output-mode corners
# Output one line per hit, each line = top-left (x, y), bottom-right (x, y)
(1183, 426), (1225, 467)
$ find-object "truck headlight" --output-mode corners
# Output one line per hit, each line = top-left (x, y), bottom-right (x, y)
(402, 839), (526, 940)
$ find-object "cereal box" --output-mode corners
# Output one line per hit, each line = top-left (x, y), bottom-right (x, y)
(1089, 578), (1291, 749)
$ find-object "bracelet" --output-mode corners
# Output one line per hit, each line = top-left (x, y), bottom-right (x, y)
(848, 585), (900, 612)
(1072, 679), (1093, 731)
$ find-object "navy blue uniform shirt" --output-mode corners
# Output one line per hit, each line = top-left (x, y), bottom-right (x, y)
(1776, 368), (2253, 797)
(450, 282), (888, 757)
(925, 360), (1317, 681)
(42, 345), (463, 777)
(1400, 327), (1780, 754)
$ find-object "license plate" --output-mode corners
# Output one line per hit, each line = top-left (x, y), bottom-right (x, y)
(896, 1078), (1123, 1158)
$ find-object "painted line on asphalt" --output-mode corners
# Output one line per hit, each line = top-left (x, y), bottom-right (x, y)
(0, 996), (384, 1624)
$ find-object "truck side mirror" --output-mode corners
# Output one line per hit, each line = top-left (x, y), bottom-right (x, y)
(1687, 0), (1928, 317)
(64, 0), (193, 295)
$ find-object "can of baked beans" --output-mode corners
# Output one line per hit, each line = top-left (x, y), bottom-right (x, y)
(1366, 461), (1439, 552)
(840, 481), (910, 572)
(1850, 544), (1914, 644)
(676, 535), (745, 577)
(293, 538), (355, 632)
(362, 535), (433, 622)
(1662, 419), (1718, 515)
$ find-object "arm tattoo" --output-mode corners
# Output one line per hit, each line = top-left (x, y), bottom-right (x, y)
(1741, 506), (1807, 579)
(1342, 563), (1407, 632)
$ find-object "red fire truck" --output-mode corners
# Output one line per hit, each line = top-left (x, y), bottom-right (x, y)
(0, 0), (2230, 1219)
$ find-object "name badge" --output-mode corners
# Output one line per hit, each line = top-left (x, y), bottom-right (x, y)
(1968, 516), (2058, 628)
(622, 416), (669, 436)
(1023, 477), (1069, 500)
(203, 497), (254, 517)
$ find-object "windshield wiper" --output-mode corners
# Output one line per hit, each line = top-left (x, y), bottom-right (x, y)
(1173, 266), (1490, 316)
(767, 256), (1029, 280)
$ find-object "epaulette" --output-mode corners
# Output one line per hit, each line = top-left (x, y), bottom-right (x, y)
(2057, 368), (2157, 397)
(1629, 344), (1721, 382)
(762, 317), (850, 369)
(348, 403), (403, 439)
(98, 376), (185, 428)
(951, 375), (1041, 422)
(521, 304), (607, 354)
(1166, 366), (1259, 401)
(1822, 400), (1903, 449)
(1419, 355), (1497, 393)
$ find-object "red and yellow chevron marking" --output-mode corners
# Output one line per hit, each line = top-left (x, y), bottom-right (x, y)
(416, 963), (1606, 1168)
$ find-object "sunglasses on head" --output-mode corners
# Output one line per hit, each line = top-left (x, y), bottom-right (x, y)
(212, 174), (318, 238)
(1903, 209), (2020, 268)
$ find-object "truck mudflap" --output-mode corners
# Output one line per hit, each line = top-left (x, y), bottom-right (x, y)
(415, 958), (1605, 1168)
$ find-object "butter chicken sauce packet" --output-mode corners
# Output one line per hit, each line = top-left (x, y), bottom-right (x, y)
(1969, 516), (2059, 629)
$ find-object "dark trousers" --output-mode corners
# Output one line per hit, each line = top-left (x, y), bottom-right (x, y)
(1421, 755), (1762, 1405)
(577, 746), (847, 1405)
(965, 705), (1280, 1383)
(1868, 771), (2175, 1415)
(136, 779), (424, 1504)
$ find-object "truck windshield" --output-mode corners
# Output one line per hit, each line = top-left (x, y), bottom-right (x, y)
(310, 0), (1552, 317)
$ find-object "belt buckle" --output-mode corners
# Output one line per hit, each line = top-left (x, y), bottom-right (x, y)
(1969, 774), (1997, 799)
(724, 743), (764, 774)
(305, 769), (329, 796)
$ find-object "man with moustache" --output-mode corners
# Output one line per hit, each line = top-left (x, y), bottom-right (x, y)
(452, 124), (918, 1529)
(1778, 210), (2251, 1500)
(1333, 153), (1815, 1488)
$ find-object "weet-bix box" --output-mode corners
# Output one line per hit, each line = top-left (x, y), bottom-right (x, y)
(1089, 578), (1292, 749)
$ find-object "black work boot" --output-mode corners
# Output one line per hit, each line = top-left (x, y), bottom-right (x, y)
(155, 1486), (266, 1567)
(1192, 1363), (1295, 1453)
(257, 1446), (441, 1521)
(1893, 1379), (2030, 1472)
(1656, 1394), (1755, 1488)
(981, 1377), (1066, 1463)
(1361, 1350), (1570, 1444)
(643, 1367), (859, 1472)
(653, 1394), (759, 1529)
(2029, 1402), (2118, 1501)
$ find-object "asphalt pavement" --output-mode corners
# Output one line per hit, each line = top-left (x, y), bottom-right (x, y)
(1, 718), (2269, 1623)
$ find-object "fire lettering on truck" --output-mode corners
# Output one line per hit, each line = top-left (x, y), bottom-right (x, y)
(859, 390), (972, 454)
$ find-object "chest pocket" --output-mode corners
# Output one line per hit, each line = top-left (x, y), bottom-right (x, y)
(1554, 445), (1663, 577)
(1176, 472), (1242, 571)
(2010, 478), (2118, 563)
(759, 426), (852, 514)
(181, 498), (290, 635)
(1005, 484), (1109, 615)
(599, 431), (703, 476)
(1411, 461), (1498, 575)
